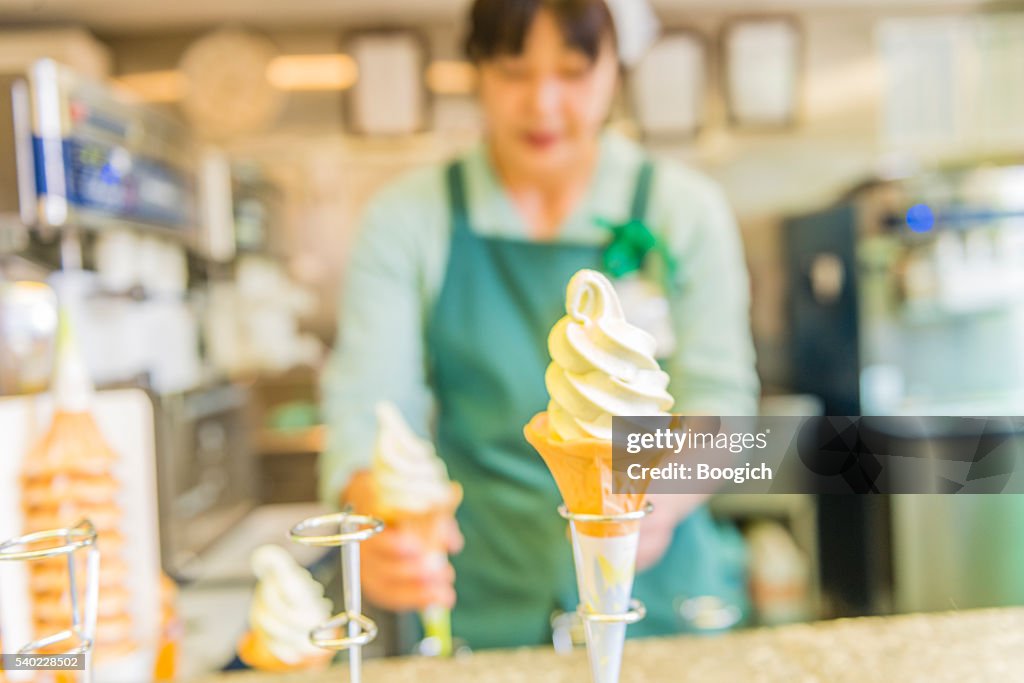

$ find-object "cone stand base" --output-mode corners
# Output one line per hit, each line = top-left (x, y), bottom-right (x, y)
(559, 503), (653, 683)
(578, 599), (647, 625)
(0, 520), (100, 683)
(289, 511), (384, 683)
(309, 611), (378, 649)
(558, 503), (653, 523)
(558, 503), (653, 626)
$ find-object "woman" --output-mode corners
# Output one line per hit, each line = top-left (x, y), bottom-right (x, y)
(321, 0), (758, 650)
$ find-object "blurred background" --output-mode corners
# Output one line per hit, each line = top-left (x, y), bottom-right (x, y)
(1, 0), (1024, 679)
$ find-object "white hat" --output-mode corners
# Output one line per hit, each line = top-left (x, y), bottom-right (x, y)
(604, 0), (661, 67)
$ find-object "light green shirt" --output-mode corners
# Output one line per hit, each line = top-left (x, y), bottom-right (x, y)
(319, 131), (759, 504)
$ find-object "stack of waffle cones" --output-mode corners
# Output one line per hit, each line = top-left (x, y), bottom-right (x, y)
(20, 411), (136, 663)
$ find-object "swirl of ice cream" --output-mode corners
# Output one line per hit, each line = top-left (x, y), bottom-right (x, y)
(546, 269), (674, 441)
(248, 545), (332, 665)
(372, 401), (453, 514)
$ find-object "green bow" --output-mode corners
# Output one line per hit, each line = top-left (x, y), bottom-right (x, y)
(597, 217), (678, 287)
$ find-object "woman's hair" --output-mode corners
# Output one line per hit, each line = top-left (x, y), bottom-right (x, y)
(465, 0), (617, 63)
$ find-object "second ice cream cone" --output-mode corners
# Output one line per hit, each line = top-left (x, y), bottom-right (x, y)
(373, 483), (462, 657)
(374, 482), (462, 550)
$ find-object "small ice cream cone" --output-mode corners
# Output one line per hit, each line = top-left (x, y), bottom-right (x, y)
(238, 545), (334, 673)
(238, 628), (331, 673)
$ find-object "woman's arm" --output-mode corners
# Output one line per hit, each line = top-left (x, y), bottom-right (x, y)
(318, 188), (437, 507)
(319, 174), (461, 611)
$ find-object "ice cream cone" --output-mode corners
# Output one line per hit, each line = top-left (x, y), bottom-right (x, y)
(524, 413), (658, 537)
(526, 411), (667, 683)
(237, 628), (332, 673)
(375, 482), (463, 548)
(240, 545), (335, 673)
(374, 482), (462, 656)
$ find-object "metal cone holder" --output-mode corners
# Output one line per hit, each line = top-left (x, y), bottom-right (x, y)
(0, 519), (99, 683)
(559, 502), (653, 683)
(289, 511), (384, 683)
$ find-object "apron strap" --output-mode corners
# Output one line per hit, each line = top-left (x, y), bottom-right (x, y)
(447, 161), (472, 237)
(630, 160), (656, 224)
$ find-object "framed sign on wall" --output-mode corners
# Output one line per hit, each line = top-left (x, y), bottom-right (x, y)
(343, 29), (430, 136)
(722, 17), (803, 130)
(629, 30), (708, 141)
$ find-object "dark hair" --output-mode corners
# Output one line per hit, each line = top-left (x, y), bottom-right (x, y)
(465, 0), (617, 63)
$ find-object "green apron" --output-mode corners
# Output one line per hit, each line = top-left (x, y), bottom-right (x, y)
(426, 160), (748, 651)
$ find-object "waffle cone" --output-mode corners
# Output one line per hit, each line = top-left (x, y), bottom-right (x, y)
(237, 629), (331, 673)
(375, 482), (462, 553)
(525, 412), (655, 537)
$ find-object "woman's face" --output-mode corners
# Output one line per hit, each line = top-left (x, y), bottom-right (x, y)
(477, 9), (618, 177)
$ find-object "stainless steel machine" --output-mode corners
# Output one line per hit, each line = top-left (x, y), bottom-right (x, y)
(1, 60), (255, 579)
(785, 164), (1024, 617)
(6, 59), (196, 243)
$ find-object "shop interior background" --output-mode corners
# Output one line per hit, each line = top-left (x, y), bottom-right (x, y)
(2, 0), (1024, 678)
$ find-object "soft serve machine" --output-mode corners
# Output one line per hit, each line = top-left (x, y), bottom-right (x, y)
(786, 163), (1024, 619)
(0, 59), (255, 582)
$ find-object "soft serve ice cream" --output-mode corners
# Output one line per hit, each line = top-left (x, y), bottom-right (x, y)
(372, 401), (456, 514)
(545, 269), (674, 441)
(370, 401), (462, 656)
(239, 545), (332, 671)
(525, 269), (674, 683)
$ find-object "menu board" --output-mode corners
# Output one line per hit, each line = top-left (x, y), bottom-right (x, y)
(878, 14), (1024, 153)
(631, 32), (706, 140)
(724, 18), (802, 128)
(346, 31), (428, 136)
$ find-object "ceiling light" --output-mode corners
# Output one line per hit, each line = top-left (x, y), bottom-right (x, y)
(266, 54), (358, 91)
(112, 70), (186, 103)
(426, 60), (476, 95)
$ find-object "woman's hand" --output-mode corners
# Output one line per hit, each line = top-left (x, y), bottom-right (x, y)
(635, 493), (707, 572)
(342, 470), (464, 612)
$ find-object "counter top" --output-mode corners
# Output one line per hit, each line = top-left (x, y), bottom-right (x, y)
(193, 607), (1024, 682)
